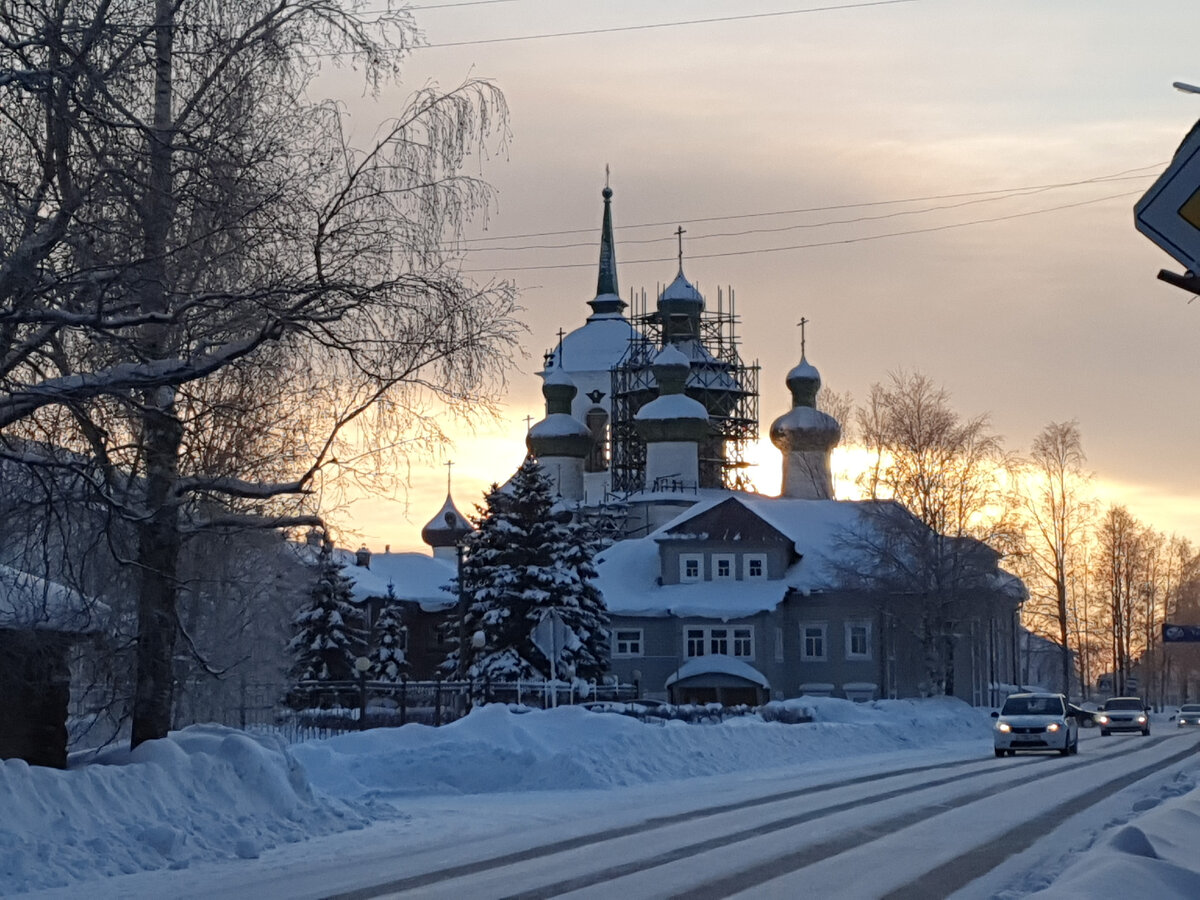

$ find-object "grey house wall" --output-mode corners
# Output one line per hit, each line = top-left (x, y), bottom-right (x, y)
(608, 586), (1020, 705)
(778, 592), (887, 699)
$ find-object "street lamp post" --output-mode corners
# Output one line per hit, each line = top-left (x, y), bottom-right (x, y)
(455, 539), (467, 681)
(354, 655), (371, 731)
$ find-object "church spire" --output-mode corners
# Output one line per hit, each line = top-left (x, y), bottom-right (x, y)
(588, 174), (626, 317)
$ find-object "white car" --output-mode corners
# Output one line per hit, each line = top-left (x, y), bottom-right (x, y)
(992, 692), (1079, 757)
(1176, 704), (1200, 728)
(1096, 697), (1151, 736)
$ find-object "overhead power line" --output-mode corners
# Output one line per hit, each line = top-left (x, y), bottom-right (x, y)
(418, 0), (919, 49)
(463, 172), (1159, 253)
(405, 0), (518, 10)
(459, 165), (1163, 246)
(460, 189), (1142, 273)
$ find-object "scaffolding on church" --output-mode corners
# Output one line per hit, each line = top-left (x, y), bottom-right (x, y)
(609, 285), (759, 494)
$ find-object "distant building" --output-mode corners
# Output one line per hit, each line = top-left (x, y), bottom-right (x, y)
(355, 183), (1028, 705)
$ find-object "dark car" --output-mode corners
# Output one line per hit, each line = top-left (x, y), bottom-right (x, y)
(1096, 696), (1151, 736)
(1068, 703), (1098, 727)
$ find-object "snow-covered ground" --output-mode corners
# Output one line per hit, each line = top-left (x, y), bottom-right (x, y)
(3, 698), (1199, 898)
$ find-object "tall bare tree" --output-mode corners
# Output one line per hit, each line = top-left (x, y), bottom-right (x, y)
(1014, 421), (1093, 695)
(1096, 505), (1146, 696)
(850, 370), (1020, 696)
(0, 0), (522, 746)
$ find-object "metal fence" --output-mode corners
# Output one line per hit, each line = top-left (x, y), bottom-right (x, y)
(175, 678), (642, 743)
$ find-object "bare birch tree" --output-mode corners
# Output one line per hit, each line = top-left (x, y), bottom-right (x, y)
(849, 370), (1020, 695)
(0, 0), (522, 746)
(1096, 505), (1146, 696)
(1013, 421), (1093, 695)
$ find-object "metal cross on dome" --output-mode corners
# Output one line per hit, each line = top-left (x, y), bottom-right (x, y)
(797, 316), (808, 357)
(674, 226), (686, 271)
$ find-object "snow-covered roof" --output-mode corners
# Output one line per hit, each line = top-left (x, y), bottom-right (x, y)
(664, 654), (771, 689)
(595, 494), (937, 620)
(291, 544), (459, 612)
(0, 564), (107, 633)
(596, 536), (790, 619)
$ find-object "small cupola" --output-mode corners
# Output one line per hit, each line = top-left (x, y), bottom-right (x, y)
(527, 364), (593, 501)
(769, 329), (841, 499)
(527, 365), (593, 461)
(657, 228), (704, 342)
(421, 494), (474, 555)
(635, 345), (710, 490)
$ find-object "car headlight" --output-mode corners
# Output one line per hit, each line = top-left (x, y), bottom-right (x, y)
(1046, 722), (1061, 732)
(996, 721), (1011, 733)
(1097, 715), (1109, 724)
(1137, 715), (1147, 724)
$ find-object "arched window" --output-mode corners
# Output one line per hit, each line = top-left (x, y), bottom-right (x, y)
(585, 407), (608, 472)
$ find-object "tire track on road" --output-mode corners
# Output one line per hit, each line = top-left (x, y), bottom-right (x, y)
(882, 741), (1200, 899)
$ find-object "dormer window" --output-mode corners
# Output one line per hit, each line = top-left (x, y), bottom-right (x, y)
(680, 553), (703, 583)
(744, 553), (767, 580)
(712, 553), (735, 581)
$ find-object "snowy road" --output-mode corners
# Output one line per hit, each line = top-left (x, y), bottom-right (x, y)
(317, 730), (1200, 900)
(17, 705), (1200, 900)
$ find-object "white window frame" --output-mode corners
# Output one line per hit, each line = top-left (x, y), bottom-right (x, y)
(801, 623), (828, 661)
(712, 553), (736, 582)
(744, 553), (767, 580)
(684, 625), (754, 659)
(708, 627), (729, 655)
(613, 628), (643, 657)
(845, 620), (873, 661)
(679, 553), (703, 583)
(732, 626), (754, 658)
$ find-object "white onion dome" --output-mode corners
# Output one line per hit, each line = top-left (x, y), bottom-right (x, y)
(528, 366), (593, 458)
(635, 345), (710, 443)
(420, 493), (474, 548)
(770, 355), (841, 452)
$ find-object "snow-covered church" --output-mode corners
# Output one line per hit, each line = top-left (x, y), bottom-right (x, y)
(363, 184), (1027, 707)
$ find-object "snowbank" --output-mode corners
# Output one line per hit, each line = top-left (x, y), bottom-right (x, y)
(288, 697), (990, 800)
(0, 726), (372, 895)
(1031, 783), (1200, 899)
(5, 698), (1200, 898)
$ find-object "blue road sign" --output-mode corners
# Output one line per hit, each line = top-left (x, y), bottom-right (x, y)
(1162, 623), (1200, 643)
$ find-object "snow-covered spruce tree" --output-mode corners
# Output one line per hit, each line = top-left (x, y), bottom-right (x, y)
(368, 588), (408, 682)
(288, 550), (365, 704)
(449, 456), (609, 683)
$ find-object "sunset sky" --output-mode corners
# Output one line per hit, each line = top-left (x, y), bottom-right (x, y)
(331, 0), (1200, 553)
